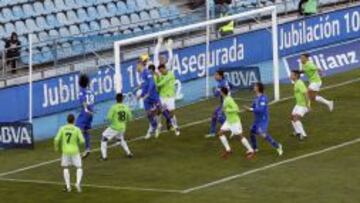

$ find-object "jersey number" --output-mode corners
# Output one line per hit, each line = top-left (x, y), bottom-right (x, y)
(117, 111), (126, 122)
(65, 132), (72, 144)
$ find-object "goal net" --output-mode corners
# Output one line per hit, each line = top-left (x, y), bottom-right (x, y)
(113, 5), (280, 112)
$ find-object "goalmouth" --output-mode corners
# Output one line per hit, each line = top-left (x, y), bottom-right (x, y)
(113, 5), (280, 101)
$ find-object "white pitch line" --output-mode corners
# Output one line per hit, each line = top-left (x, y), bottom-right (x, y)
(0, 77), (359, 179)
(0, 178), (183, 193)
(182, 137), (360, 194)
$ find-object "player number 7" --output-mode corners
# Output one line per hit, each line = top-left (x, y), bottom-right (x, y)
(65, 132), (72, 144)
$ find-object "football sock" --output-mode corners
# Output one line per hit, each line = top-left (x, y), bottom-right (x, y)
(84, 132), (91, 151)
(119, 138), (131, 155)
(219, 135), (231, 152)
(241, 137), (254, 153)
(172, 115), (178, 128)
(209, 115), (217, 134)
(315, 95), (331, 107)
(63, 168), (71, 189)
(295, 120), (307, 137)
(250, 132), (257, 149)
(147, 113), (158, 133)
(76, 168), (83, 186)
(101, 140), (107, 159)
(291, 121), (300, 134)
(265, 133), (279, 148)
(162, 110), (173, 125)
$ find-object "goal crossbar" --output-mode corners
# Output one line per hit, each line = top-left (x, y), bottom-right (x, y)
(114, 5), (280, 100)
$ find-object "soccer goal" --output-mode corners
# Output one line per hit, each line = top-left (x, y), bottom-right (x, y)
(113, 5), (280, 104)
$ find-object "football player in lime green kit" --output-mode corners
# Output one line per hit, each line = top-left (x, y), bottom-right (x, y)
(218, 87), (255, 159)
(290, 70), (310, 140)
(300, 53), (334, 111)
(54, 114), (85, 193)
(101, 93), (133, 160)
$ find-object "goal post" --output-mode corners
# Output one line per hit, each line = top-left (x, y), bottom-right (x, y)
(114, 5), (280, 101)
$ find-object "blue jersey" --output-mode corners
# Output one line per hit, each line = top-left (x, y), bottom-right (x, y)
(214, 78), (232, 103)
(252, 94), (269, 124)
(76, 88), (95, 130)
(140, 69), (160, 101)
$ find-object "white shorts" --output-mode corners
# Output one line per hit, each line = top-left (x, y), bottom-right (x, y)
(308, 82), (322, 91)
(292, 105), (309, 117)
(103, 127), (124, 141)
(161, 97), (175, 111)
(220, 121), (243, 135)
(61, 154), (82, 168)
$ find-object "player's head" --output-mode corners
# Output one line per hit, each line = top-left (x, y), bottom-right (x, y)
(139, 54), (149, 65)
(300, 53), (310, 64)
(254, 82), (264, 94)
(291, 70), (301, 81)
(159, 55), (167, 65)
(220, 87), (229, 96)
(67, 114), (75, 124)
(148, 64), (156, 73)
(215, 70), (224, 81)
(158, 64), (167, 74)
(116, 93), (123, 103)
(79, 74), (90, 88)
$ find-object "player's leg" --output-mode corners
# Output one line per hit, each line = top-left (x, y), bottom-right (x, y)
(218, 122), (232, 159)
(73, 154), (83, 193)
(309, 83), (334, 111)
(166, 97), (180, 136)
(231, 123), (255, 159)
(206, 106), (222, 138)
(291, 106), (308, 140)
(144, 101), (158, 139)
(82, 129), (91, 157)
(257, 124), (283, 156)
(61, 155), (71, 192)
(116, 132), (133, 158)
(100, 127), (117, 160)
(249, 124), (258, 152)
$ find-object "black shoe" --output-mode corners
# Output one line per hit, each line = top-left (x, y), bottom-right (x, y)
(82, 151), (90, 159)
(100, 156), (108, 161)
(63, 186), (71, 192)
(127, 153), (134, 159)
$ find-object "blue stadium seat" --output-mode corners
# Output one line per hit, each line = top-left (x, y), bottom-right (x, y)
(116, 1), (128, 14)
(110, 17), (121, 27)
(15, 21), (27, 35)
(100, 19), (111, 30)
(49, 29), (60, 39)
(150, 9), (161, 20)
(60, 42), (72, 58)
(38, 31), (50, 42)
(106, 2), (118, 16)
(159, 7), (170, 18)
(44, 0), (56, 14)
(66, 10), (79, 24)
(2, 8), (14, 22)
(34, 2), (46, 15)
(54, 0), (67, 11)
(87, 6), (98, 21)
(31, 34), (40, 45)
(126, 1), (138, 13)
(120, 15), (131, 28)
(37, 16), (50, 30)
(136, 0), (148, 11)
(148, 0), (161, 8)
(22, 4), (35, 18)
(140, 11), (150, 23)
(96, 5), (109, 19)
(26, 18), (39, 32)
(79, 23), (90, 33)
(65, 0), (77, 8)
(72, 40), (84, 55)
(69, 25), (80, 36)
(18, 36), (28, 45)
(59, 27), (71, 37)
(46, 14), (60, 28)
(12, 6), (24, 20)
(41, 46), (54, 62)
(4, 23), (15, 36)
(130, 13), (142, 26)
(89, 21), (100, 31)
(57, 12), (70, 25)
(77, 8), (88, 22)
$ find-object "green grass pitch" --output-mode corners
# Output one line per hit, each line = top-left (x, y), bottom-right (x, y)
(0, 68), (359, 203)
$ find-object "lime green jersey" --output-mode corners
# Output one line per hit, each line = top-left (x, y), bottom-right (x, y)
(54, 124), (84, 155)
(223, 96), (241, 124)
(156, 71), (176, 98)
(107, 103), (132, 132)
(303, 61), (321, 83)
(294, 79), (308, 107)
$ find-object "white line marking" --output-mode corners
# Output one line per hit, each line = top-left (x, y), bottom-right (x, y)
(0, 77), (359, 178)
(0, 178), (183, 193)
(182, 137), (360, 194)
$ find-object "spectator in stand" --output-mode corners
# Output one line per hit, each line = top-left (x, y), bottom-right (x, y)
(5, 32), (21, 74)
(298, 0), (318, 16)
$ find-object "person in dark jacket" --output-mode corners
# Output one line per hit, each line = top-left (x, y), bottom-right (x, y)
(5, 32), (21, 74)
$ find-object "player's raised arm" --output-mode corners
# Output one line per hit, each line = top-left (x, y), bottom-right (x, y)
(153, 37), (163, 68)
(165, 39), (174, 69)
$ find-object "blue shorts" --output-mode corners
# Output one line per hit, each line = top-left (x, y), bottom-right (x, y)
(76, 112), (93, 131)
(251, 122), (268, 134)
(143, 98), (161, 111)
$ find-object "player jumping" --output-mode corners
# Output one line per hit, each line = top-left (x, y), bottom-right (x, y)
(54, 114), (85, 193)
(290, 70), (310, 140)
(205, 70), (231, 138)
(299, 53), (334, 111)
(76, 74), (95, 159)
(218, 87), (255, 159)
(136, 62), (175, 139)
(101, 93), (133, 160)
(244, 82), (283, 156)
